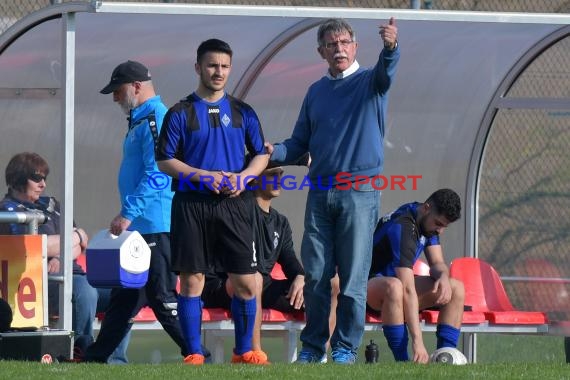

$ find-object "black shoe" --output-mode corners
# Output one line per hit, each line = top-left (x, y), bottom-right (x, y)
(67, 334), (93, 363)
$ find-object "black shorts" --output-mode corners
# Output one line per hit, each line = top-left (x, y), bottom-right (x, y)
(201, 275), (231, 309)
(170, 191), (257, 275)
(201, 274), (299, 313)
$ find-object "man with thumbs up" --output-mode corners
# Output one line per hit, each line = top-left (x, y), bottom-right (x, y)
(266, 18), (400, 364)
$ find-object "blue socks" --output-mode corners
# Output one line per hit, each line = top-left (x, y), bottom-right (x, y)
(177, 295), (203, 355)
(383, 324), (409, 361)
(436, 324), (461, 349)
(231, 296), (256, 355)
(383, 323), (460, 361)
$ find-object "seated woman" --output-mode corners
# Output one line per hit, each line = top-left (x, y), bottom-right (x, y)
(0, 152), (128, 363)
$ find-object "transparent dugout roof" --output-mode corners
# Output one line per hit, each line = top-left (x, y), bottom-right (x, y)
(0, 3), (567, 260)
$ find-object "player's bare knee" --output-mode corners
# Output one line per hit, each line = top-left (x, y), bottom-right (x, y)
(450, 278), (465, 303)
(231, 282), (256, 299)
(179, 272), (204, 296)
(229, 274), (257, 300)
(366, 279), (384, 310)
(384, 277), (403, 302)
(236, 289), (256, 300)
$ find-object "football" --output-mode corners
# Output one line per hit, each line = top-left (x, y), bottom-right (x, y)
(429, 347), (468, 365)
(40, 354), (53, 364)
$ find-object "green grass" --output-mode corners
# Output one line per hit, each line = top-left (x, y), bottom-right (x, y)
(2, 330), (568, 379)
(124, 330), (568, 364)
(1, 361), (569, 380)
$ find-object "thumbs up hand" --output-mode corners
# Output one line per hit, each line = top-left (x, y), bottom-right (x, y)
(379, 17), (398, 50)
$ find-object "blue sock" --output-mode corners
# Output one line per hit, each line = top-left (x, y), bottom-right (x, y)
(231, 296), (256, 355)
(436, 324), (461, 349)
(177, 295), (203, 355)
(383, 324), (409, 361)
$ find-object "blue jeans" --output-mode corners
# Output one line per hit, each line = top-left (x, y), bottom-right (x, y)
(70, 276), (130, 364)
(96, 288), (131, 364)
(299, 182), (380, 356)
(71, 274), (98, 339)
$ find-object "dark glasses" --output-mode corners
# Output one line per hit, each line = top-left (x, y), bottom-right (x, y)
(29, 173), (47, 183)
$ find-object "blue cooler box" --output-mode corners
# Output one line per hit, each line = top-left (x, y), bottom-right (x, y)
(86, 230), (151, 288)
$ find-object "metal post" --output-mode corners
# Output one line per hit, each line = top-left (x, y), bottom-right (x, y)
(462, 331), (477, 363)
(27, 218), (39, 235)
(59, 11), (76, 333)
(0, 212), (47, 234)
(410, 0), (421, 9)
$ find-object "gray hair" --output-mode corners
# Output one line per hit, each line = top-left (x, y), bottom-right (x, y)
(317, 18), (356, 47)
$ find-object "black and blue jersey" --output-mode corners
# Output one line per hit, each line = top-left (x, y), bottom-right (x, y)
(369, 202), (440, 278)
(252, 202), (305, 278)
(156, 92), (266, 193)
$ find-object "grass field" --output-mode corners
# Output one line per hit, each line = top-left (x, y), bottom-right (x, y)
(124, 330), (568, 364)
(2, 330), (568, 379)
(1, 360), (569, 380)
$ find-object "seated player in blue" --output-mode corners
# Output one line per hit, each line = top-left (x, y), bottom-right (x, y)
(367, 188), (465, 363)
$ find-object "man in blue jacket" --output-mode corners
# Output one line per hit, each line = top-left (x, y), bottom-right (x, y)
(85, 60), (199, 363)
(267, 18), (400, 364)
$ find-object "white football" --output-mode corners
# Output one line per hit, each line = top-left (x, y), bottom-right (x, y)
(429, 347), (468, 365)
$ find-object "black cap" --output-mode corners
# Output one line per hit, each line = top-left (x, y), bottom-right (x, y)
(100, 60), (151, 94)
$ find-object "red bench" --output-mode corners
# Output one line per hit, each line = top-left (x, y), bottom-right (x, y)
(92, 258), (549, 363)
(91, 262), (306, 362)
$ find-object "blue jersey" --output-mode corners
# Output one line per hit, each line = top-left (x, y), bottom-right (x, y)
(156, 92), (266, 193)
(369, 202), (440, 278)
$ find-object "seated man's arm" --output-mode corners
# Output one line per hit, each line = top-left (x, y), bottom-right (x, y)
(425, 244), (452, 305)
(395, 266), (429, 364)
(286, 274), (304, 310)
(276, 220), (305, 279)
(276, 217), (304, 309)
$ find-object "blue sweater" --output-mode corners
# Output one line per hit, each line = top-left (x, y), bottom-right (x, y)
(272, 46), (400, 184)
(119, 95), (172, 234)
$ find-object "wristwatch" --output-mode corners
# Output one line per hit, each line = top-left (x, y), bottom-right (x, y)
(384, 40), (398, 50)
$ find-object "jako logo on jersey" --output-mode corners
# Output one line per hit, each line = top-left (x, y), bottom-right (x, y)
(208, 108), (220, 114)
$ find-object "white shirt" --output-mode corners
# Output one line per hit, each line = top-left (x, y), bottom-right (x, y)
(326, 60), (360, 80)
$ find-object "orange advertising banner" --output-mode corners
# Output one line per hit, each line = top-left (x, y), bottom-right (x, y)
(0, 235), (47, 328)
